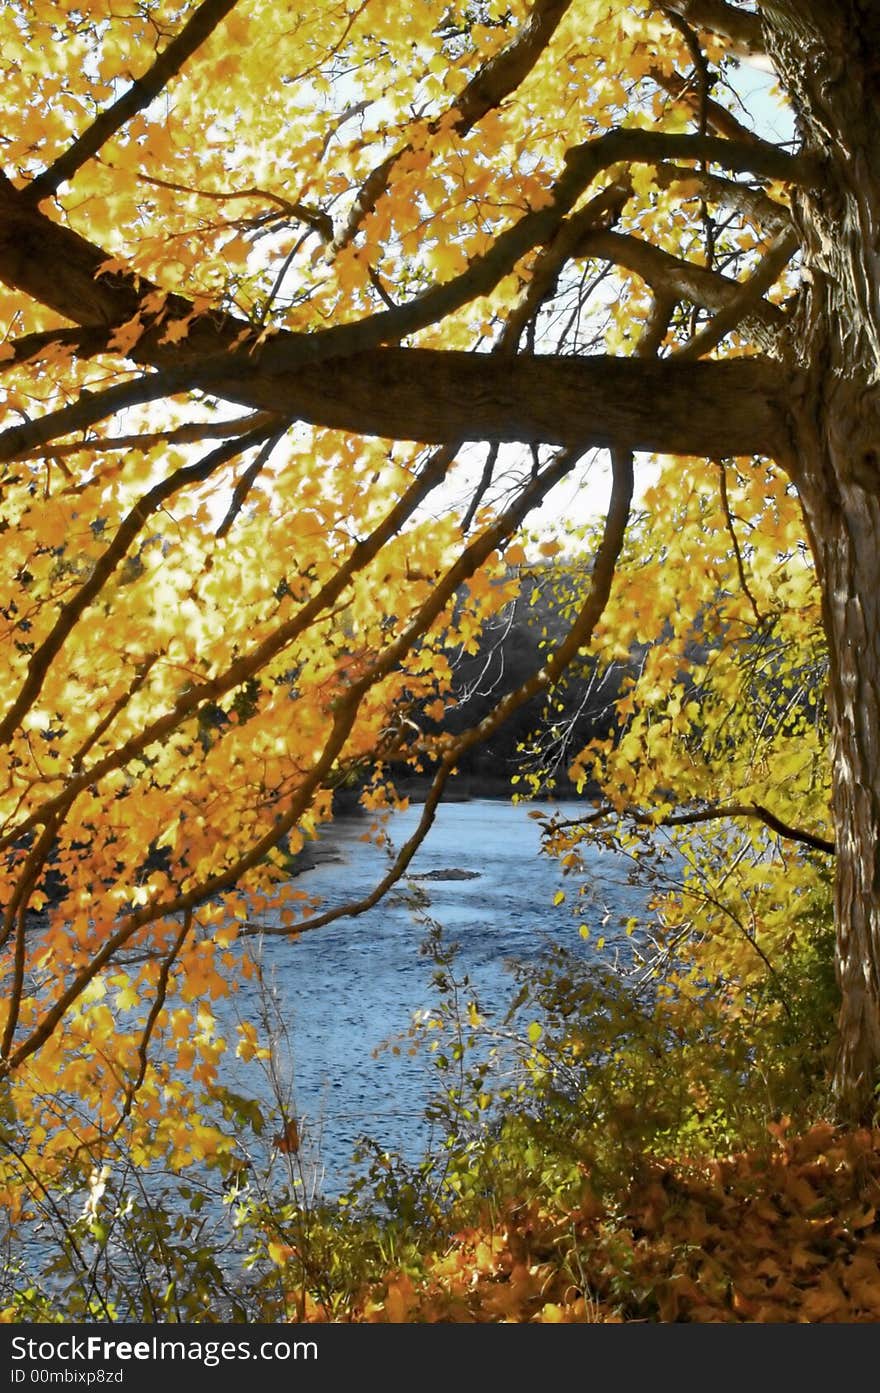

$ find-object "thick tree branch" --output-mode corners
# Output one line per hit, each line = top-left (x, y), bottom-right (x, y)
(652, 164), (794, 233)
(0, 129), (814, 384)
(573, 227), (786, 330)
(205, 349), (790, 458)
(661, 0), (767, 57)
(27, 0), (243, 201)
(673, 224), (799, 357)
(1, 334), (771, 473)
(0, 326), (111, 368)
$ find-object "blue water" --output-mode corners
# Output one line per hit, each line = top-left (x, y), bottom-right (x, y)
(215, 799), (652, 1195)
(11, 799), (658, 1305)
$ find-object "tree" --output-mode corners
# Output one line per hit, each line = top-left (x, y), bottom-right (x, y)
(0, 0), (877, 1131)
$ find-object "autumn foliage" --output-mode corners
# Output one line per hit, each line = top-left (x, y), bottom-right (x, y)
(1, 0), (878, 1323)
(343, 1122), (880, 1324)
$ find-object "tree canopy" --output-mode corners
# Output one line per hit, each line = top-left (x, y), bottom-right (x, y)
(3, 0), (880, 1229)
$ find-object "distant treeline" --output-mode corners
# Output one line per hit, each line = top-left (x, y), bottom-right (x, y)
(392, 563), (634, 798)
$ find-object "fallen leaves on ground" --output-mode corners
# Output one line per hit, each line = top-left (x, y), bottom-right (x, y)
(354, 1123), (880, 1322)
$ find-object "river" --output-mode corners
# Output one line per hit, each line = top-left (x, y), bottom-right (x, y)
(216, 798), (654, 1197)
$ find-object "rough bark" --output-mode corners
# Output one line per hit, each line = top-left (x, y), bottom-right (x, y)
(766, 0), (880, 1121)
(206, 349), (787, 455)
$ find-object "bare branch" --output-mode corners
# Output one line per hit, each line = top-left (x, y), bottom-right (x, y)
(133, 171), (334, 242)
(70, 655), (159, 774)
(215, 433), (283, 537)
(461, 443), (501, 534)
(550, 800), (835, 853)
(718, 460), (765, 625)
(111, 911), (194, 1132)
(0, 815), (62, 1055)
(15, 411), (281, 464)
(497, 182), (632, 353)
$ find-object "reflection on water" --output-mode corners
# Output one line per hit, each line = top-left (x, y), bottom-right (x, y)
(217, 799), (652, 1193)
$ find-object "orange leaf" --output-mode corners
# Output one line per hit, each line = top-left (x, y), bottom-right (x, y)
(800, 1277), (847, 1321)
(384, 1274), (416, 1323)
(273, 1118), (300, 1154)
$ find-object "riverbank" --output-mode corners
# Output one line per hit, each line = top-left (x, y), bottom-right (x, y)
(334, 769), (593, 810)
(225, 799), (650, 1187)
(301, 1120), (880, 1323)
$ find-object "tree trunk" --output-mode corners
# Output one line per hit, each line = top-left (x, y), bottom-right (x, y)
(797, 440), (880, 1122)
(767, 1), (880, 1120)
